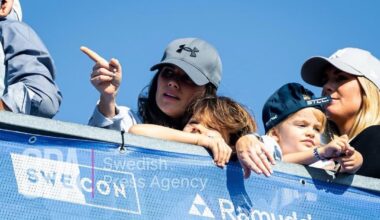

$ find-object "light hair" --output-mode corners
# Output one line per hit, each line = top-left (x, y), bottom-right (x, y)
(312, 108), (327, 132)
(344, 76), (380, 139)
(267, 107), (327, 136)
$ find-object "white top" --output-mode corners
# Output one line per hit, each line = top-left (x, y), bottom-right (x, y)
(88, 103), (141, 131)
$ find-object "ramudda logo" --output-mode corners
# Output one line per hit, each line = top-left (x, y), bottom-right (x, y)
(11, 150), (141, 214)
(188, 194), (313, 220)
(189, 194), (215, 218)
(218, 198), (312, 220)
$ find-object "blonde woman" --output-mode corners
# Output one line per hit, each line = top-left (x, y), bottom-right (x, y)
(302, 47), (380, 178)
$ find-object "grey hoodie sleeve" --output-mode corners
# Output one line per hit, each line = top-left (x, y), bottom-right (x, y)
(0, 19), (62, 118)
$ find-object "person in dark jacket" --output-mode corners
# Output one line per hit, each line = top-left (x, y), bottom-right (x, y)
(301, 47), (380, 178)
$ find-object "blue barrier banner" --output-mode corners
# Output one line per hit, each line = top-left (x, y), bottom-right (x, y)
(0, 128), (379, 219)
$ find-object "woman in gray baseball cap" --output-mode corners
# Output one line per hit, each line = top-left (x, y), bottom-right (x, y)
(138, 38), (222, 130)
(83, 38), (273, 172)
(301, 47), (380, 179)
(85, 37), (222, 131)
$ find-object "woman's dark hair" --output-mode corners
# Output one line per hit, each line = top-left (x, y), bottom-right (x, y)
(138, 70), (217, 130)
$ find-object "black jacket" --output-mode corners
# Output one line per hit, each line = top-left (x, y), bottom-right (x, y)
(350, 125), (380, 179)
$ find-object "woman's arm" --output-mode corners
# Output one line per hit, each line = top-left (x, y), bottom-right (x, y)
(283, 135), (350, 164)
(129, 124), (200, 144)
(282, 150), (319, 164)
(284, 135), (356, 170)
(129, 124), (232, 167)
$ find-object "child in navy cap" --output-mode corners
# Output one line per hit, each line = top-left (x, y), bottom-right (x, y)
(262, 83), (363, 173)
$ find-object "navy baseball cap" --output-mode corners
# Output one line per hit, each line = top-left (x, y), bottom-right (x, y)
(150, 38), (222, 88)
(262, 83), (331, 133)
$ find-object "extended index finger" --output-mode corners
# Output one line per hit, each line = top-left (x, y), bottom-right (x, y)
(80, 46), (108, 65)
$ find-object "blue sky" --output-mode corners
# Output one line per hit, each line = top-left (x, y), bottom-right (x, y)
(23, 1), (380, 133)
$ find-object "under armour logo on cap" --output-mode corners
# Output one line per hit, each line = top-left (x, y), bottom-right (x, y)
(150, 38), (222, 88)
(177, 44), (199, 57)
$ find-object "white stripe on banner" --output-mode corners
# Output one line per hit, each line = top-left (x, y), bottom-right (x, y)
(10, 153), (141, 214)
(11, 153), (86, 203)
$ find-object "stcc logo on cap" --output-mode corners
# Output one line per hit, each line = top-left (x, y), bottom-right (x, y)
(177, 44), (199, 57)
(306, 96), (331, 105)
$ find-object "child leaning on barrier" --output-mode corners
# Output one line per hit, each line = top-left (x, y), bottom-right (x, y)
(0, 0), (62, 117)
(261, 83), (363, 173)
(129, 96), (257, 168)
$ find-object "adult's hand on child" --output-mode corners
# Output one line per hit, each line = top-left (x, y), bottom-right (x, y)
(235, 134), (275, 178)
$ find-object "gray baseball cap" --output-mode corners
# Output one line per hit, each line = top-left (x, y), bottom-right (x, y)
(301, 48), (380, 89)
(150, 38), (222, 88)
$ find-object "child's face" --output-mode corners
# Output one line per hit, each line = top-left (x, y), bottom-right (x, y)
(271, 108), (323, 155)
(183, 115), (228, 144)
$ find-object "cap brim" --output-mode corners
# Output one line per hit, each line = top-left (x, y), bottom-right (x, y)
(150, 59), (209, 86)
(301, 56), (363, 87)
